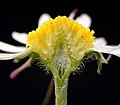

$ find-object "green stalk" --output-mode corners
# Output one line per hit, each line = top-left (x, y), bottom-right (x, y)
(54, 76), (69, 105)
(45, 61), (69, 105)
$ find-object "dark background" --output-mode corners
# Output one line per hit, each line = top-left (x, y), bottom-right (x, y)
(0, 0), (120, 105)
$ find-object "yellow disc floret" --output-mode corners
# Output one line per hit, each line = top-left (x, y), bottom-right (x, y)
(26, 16), (95, 60)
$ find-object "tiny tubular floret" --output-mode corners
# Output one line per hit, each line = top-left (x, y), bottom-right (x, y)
(26, 16), (95, 60)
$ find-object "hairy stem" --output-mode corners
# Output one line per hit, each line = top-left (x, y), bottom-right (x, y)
(54, 76), (69, 105)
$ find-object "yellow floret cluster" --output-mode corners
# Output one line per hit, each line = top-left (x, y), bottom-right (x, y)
(26, 16), (95, 60)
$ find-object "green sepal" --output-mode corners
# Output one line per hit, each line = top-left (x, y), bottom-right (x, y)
(83, 50), (102, 74)
(14, 49), (32, 63)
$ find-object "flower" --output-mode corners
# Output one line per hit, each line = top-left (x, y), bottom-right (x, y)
(0, 9), (120, 105)
(0, 9), (93, 79)
(0, 15), (120, 73)
(26, 16), (95, 61)
(25, 16), (120, 73)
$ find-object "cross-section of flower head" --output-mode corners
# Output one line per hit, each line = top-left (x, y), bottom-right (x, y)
(0, 13), (120, 79)
(26, 16), (94, 61)
(0, 9), (93, 79)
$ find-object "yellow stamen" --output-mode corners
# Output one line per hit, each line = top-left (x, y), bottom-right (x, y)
(26, 16), (95, 60)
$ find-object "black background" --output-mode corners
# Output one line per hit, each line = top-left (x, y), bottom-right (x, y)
(0, 0), (120, 105)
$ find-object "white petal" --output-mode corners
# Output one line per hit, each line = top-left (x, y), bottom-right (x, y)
(68, 8), (78, 19)
(0, 41), (26, 52)
(75, 13), (92, 28)
(11, 31), (27, 44)
(93, 44), (120, 57)
(0, 49), (29, 60)
(93, 37), (107, 47)
(38, 13), (51, 26)
(0, 53), (22, 60)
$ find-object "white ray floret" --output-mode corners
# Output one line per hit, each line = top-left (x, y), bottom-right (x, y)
(68, 8), (91, 28)
(38, 13), (51, 26)
(75, 13), (92, 28)
(11, 31), (27, 44)
(93, 37), (107, 46)
(93, 44), (120, 57)
(0, 41), (26, 52)
(0, 49), (28, 60)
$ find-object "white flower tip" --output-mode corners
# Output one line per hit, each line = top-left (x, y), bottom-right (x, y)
(10, 57), (32, 79)
(0, 53), (21, 60)
(93, 37), (107, 46)
(10, 71), (18, 79)
(68, 8), (78, 19)
(75, 13), (92, 28)
(9, 63), (27, 79)
(0, 41), (26, 53)
(38, 13), (51, 26)
(93, 43), (120, 59)
(11, 31), (27, 44)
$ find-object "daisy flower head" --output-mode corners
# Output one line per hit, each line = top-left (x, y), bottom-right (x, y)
(0, 9), (120, 105)
(0, 9), (92, 79)
(0, 9), (120, 79)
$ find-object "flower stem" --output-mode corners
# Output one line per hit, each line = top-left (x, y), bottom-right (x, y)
(54, 75), (69, 105)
